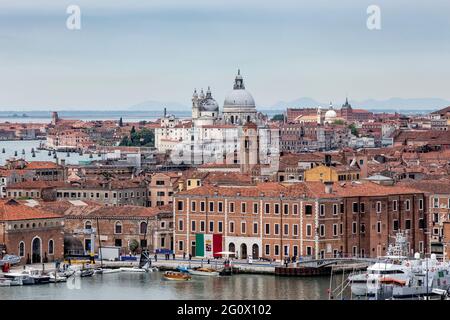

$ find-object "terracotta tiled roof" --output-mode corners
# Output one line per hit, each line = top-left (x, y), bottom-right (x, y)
(0, 199), (63, 221)
(25, 161), (62, 169)
(177, 181), (424, 199)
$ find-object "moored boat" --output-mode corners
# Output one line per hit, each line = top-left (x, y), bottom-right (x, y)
(188, 267), (219, 276)
(163, 271), (191, 281)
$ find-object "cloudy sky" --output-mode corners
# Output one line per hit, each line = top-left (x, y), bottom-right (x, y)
(1, 0), (450, 110)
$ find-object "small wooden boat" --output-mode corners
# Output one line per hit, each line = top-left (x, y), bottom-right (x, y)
(188, 267), (219, 276)
(163, 271), (191, 281)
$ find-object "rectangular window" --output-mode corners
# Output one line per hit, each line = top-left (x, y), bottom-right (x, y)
(305, 205), (312, 215)
(241, 203), (247, 213)
(340, 203), (344, 213)
(274, 245), (280, 256)
(241, 222), (246, 234)
(319, 224), (325, 237)
(393, 219), (399, 231)
(283, 204), (289, 215)
(265, 245), (270, 255)
(191, 220), (196, 232)
(405, 219), (411, 230)
(360, 203), (365, 213)
(284, 224), (289, 236)
(178, 220), (183, 231)
(293, 204), (298, 215)
(293, 224), (298, 236)
(178, 241), (184, 251)
(306, 224), (312, 236)
(376, 201), (382, 213)
(265, 203), (270, 214)
(229, 202), (235, 213)
(253, 223), (258, 234)
(377, 221), (382, 233)
(274, 223), (280, 235)
(333, 204), (338, 215)
(218, 202), (223, 213)
(218, 221), (223, 233)
(274, 203), (280, 214)
(209, 202), (214, 212)
(419, 218), (425, 229)
(306, 246), (312, 256)
(209, 221), (214, 233)
(333, 224), (338, 236)
(433, 197), (439, 208)
(352, 221), (357, 234)
(200, 201), (205, 212)
(320, 204), (325, 216)
(264, 223), (270, 235)
(419, 199), (424, 210)
(253, 203), (258, 214)
(177, 201), (183, 211)
(229, 222), (234, 233)
(200, 221), (205, 232)
(405, 200), (411, 211)
(393, 200), (398, 211)
(353, 202), (358, 213)
(191, 201), (196, 212)
(340, 223), (343, 235)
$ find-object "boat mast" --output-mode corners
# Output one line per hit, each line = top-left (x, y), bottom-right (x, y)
(96, 217), (103, 268)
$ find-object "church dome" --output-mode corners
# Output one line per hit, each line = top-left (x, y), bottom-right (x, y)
(199, 87), (219, 112)
(200, 98), (219, 111)
(223, 70), (256, 109)
(224, 89), (255, 109)
(325, 109), (337, 122)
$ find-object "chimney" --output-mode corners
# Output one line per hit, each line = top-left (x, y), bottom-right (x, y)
(324, 181), (333, 194)
(324, 154), (332, 167)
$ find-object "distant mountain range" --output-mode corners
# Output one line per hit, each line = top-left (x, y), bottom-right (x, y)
(129, 97), (449, 114)
(266, 97), (450, 112)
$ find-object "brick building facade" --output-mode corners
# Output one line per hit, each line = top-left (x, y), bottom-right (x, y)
(173, 181), (427, 261)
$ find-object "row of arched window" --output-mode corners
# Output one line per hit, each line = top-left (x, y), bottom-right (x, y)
(18, 239), (54, 257)
(84, 220), (148, 234)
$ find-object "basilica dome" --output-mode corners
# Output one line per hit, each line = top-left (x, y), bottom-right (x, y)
(224, 89), (255, 109)
(223, 70), (256, 109)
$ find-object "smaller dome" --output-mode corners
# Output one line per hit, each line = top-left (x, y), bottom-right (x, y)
(200, 98), (219, 111)
(325, 109), (337, 120)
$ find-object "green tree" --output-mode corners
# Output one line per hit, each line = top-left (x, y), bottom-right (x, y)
(129, 239), (139, 254)
(271, 114), (284, 121)
(348, 123), (359, 136)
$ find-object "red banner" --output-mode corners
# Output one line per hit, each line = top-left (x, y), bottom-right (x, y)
(213, 234), (222, 258)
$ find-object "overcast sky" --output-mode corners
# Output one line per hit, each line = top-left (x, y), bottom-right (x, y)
(1, 0), (450, 110)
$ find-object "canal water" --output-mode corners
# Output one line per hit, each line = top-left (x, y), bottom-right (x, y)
(0, 140), (105, 166)
(0, 272), (333, 300)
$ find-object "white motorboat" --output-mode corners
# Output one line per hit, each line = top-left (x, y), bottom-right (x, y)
(0, 276), (23, 286)
(349, 232), (410, 296)
(49, 272), (67, 283)
(119, 267), (147, 273)
(96, 268), (121, 274)
(188, 267), (220, 276)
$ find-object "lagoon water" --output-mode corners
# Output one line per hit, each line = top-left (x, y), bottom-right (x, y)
(0, 272), (332, 300)
(0, 140), (105, 166)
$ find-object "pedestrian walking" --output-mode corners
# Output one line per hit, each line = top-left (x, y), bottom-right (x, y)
(183, 251), (186, 260)
(154, 254), (158, 262)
